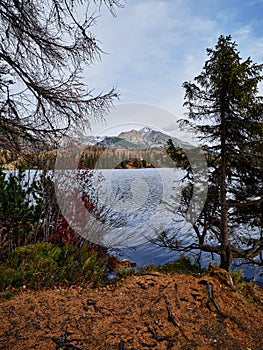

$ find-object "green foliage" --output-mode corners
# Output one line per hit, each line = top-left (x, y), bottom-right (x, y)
(0, 166), (116, 266)
(0, 290), (15, 300)
(0, 242), (107, 290)
(114, 267), (136, 278)
(0, 168), (43, 259)
(170, 35), (263, 271)
(239, 281), (262, 305)
(166, 139), (190, 170)
(229, 269), (262, 305)
(230, 269), (245, 286)
(149, 255), (201, 275)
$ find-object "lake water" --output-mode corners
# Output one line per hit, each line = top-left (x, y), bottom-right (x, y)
(83, 168), (263, 286)
(92, 168), (186, 247)
(5, 168), (263, 285)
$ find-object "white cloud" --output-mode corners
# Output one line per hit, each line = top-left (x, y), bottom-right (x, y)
(83, 0), (263, 132)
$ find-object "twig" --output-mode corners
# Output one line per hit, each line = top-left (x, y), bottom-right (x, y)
(119, 339), (127, 350)
(198, 280), (222, 315)
(173, 282), (180, 308)
(51, 331), (83, 350)
(154, 295), (189, 341)
(83, 299), (112, 315)
(140, 341), (157, 348)
(147, 327), (168, 342)
(137, 281), (147, 290)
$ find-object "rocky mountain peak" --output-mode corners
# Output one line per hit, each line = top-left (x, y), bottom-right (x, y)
(85, 127), (192, 149)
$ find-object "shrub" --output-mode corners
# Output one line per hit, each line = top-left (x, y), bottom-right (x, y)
(0, 242), (107, 290)
(148, 255), (201, 275)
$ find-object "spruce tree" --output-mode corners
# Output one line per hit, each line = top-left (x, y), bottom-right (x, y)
(180, 35), (263, 271)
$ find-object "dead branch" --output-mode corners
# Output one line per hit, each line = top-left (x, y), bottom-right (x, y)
(198, 280), (222, 315)
(228, 197), (263, 208)
(118, 339), (127, 350)
(154, 294), (189, 341)
(82, 299), (113, 315)
(140, 341), (158, 348)
(136, 281), (147, 290)
(51, 331), (83, 350)
(147, 327), (168, 342)
(173, 282), (180, 308)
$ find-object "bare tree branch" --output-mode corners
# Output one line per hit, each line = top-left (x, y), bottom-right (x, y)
(0, 0), (123, 155)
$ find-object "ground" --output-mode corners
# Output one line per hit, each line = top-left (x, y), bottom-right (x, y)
(1, 271), (263, 350)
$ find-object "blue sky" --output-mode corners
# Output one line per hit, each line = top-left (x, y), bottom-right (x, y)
(85, 0), (263, 137)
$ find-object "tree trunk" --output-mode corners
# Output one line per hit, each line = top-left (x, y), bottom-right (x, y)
(220, 243), (232, 272)
(220, 114), (232, 272)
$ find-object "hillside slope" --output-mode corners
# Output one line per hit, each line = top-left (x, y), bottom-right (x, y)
(1, 272), (263, 349)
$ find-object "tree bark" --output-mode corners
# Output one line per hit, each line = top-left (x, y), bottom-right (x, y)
(220, 112), (232, 272)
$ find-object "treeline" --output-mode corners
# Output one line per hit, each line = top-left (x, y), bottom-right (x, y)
(1, 145), (190, 170)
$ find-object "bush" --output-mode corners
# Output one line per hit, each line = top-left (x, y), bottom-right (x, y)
(0, 167), (83, 259)
(0, 242), (107, 290)
(148, 255), (201, 275)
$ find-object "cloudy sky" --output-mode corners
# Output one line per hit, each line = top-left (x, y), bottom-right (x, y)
(85, 0), (263, 137)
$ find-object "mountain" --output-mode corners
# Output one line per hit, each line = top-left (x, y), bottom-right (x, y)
(85, 127), (192, 149)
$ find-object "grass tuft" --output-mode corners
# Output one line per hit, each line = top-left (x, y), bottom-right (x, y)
(147, 255), (201, 275)
(0, 242), (107, 291)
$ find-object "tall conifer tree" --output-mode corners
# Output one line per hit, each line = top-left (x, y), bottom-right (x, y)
(163, 36), (263, 272)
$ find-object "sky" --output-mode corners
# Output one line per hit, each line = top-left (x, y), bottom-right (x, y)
(84, 0), (263, 138)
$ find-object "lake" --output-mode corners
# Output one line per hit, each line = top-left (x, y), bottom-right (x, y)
(78, 168), (263, 286)
(6, 168), (263, 285)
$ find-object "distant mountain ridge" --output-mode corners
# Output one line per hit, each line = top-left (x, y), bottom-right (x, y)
(85, 127), (192, 149)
